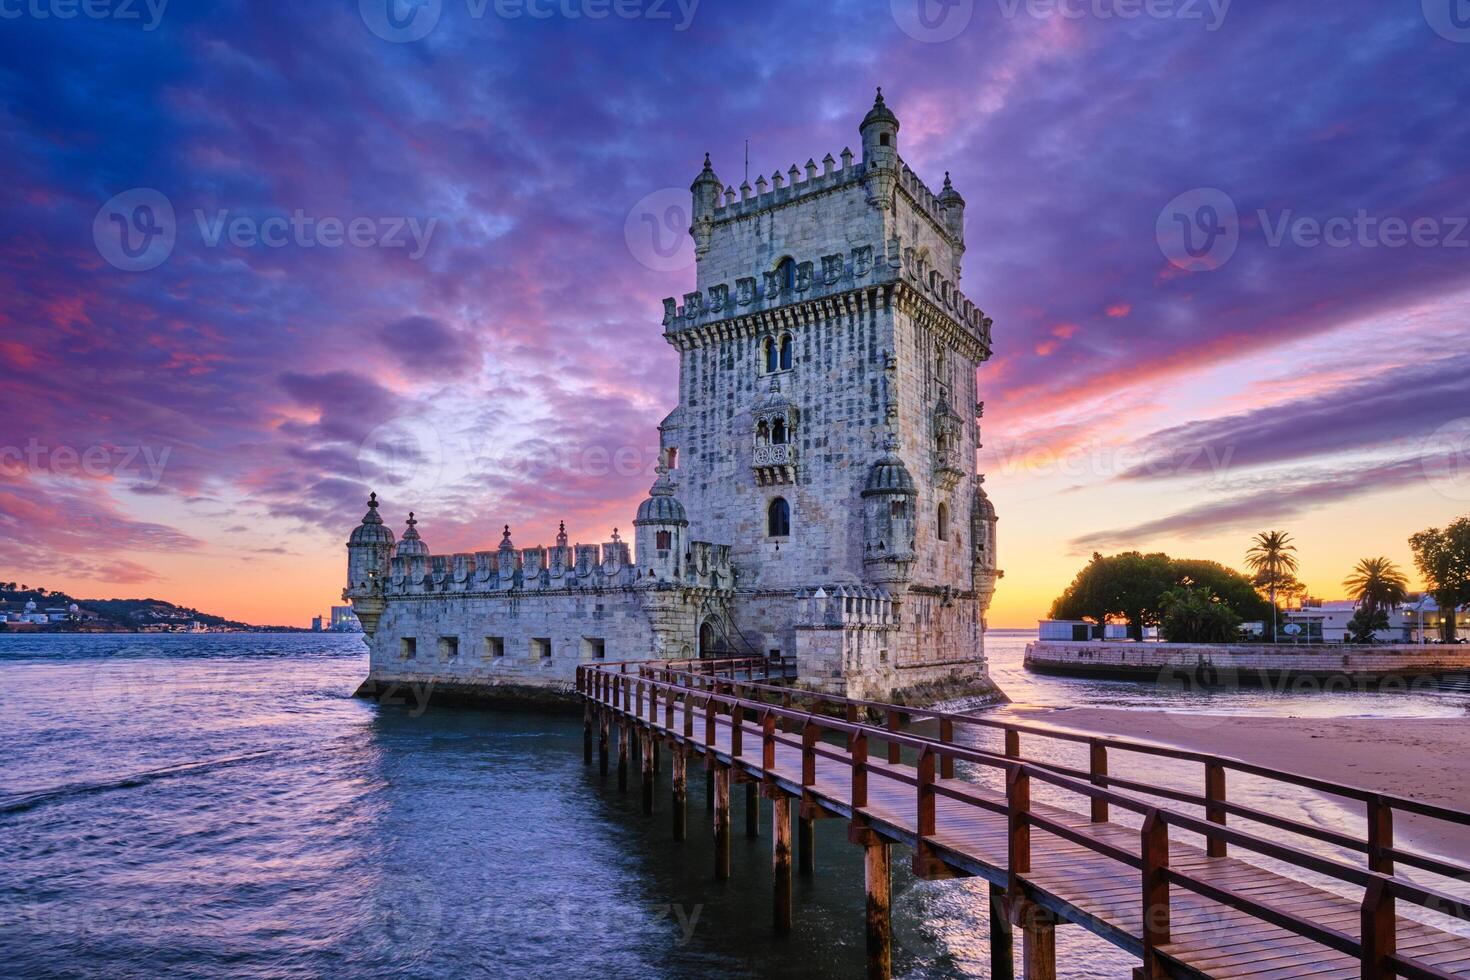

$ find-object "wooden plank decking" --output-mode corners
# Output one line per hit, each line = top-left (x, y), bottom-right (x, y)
(579, 659), (1470, 979)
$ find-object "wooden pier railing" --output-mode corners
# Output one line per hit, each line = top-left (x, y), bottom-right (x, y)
(576, 657), (1470, 980)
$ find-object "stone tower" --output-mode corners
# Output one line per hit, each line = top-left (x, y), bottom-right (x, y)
(658, 90), (1000, 698)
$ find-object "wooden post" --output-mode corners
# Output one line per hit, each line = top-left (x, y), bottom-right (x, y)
(800, 720), (818, 876)
(989, 882), (1014, 980)
(713, 765), (731, 880)
(939, 718), (955, 779)
(773, 794), (792, 933)
(641, 729), (655, 815)
(617, 721), (629, 792)
(707, 764), (714, 812)
(1205, 762), (1227, 858)
(1019, 904), (1057, 980)
(1140, 809), (1170, 979)
(598, 708), (609, 778)
(672, 749), (687, 841)
(1004, 728), (1020, 759)
(730, 704), (744, 758)
(918, 747), (937, 838)
(746, 780), (759, 838)
(1007, 766), (1030, 898)
(1360, 877), (1396, 980)
(851, 731), (869, 809)
(1367, 796), (1394, 874)
(1089, 741), (1108, 823)
(799, 812), (816, 876)
(864, 841), (893, 980)
(887, 709), (901, 764)
(762, 711), (776, 772)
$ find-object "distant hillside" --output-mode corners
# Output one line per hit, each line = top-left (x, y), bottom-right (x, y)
(0, 584), (304, 632)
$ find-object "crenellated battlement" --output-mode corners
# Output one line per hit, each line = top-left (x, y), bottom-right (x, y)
(380, 531), (733, 597)
(661, 235), (993, 356)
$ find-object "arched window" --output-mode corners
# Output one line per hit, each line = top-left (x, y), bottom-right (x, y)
(763, 336), (778, 374)
(655, 530), (672, 551)
(755, 419), (770, 446)
(776, 257), (796, 292)
(937, 503), (950, 542)
(771, 417), (787, 445)
(879, 133), (891, 147)
(767, 497), (791, 538)
(890, 499), (906, 519)
(779, 333), (793, 371)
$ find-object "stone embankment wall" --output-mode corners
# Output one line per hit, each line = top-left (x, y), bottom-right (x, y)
(1024, 640), (1470, 687)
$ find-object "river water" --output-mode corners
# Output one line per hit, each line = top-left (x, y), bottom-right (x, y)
(1, 630), (1466, 979)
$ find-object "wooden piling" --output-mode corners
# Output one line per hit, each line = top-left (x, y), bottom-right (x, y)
(598, 709), (609, 778)
(772, 794), (792, 933)
(799, 814), (815, 875)
(864, 841), (892, 980)
(672, 748), (687, 840)
(1019, 904), (1057, 980)
(617, 721), (629, 792)
(713, 765), (731, 880)
(989, 882), (1014, 980)
(641, 729), (654, 815)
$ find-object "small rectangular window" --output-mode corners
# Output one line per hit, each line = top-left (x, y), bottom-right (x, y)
(582, 637), (606, 660)
(655, 530), (672, 551)
(531, 637), (552, 660)
(399, 637), (417, 659)
(438, 636), (459, 659)
(484, 636), (505, 659)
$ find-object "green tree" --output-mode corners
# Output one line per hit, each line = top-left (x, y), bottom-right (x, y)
(1342, 557), (1409, 618)
(1158, 583), (1243, 643)
(1245, 530), (1298, 641)
(1170, 558), (1274, 624)
(1049, 551), (1173, 639)
(1410, 518), (1470, 642)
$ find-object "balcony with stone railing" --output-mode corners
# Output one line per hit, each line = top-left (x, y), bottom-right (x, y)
(752, 442), (797, 486)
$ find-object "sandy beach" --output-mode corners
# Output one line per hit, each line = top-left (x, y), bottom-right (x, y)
(1001, 705), (1470, 863)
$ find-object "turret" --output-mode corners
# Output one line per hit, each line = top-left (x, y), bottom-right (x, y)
(634, 464), (689, 584)
(861, 450), (917, 587)
(396, 512), (428, 558)
(859, 88), (900, 210)
(938, 171), (966, 278)
(689, 152), (721, 257)
(344, 492), (395, 636)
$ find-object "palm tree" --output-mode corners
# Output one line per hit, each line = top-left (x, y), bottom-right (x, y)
(1343, 557), (1409, 618)
(1245, 530), (1298, 641)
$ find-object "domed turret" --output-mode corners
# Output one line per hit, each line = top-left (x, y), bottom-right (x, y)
(862, 449), (917, 587)
(344, 492), (395, 636)
(690, 152), (721, 257)
(939, 171), (967, 260)
(863, 452), (917, 497)
(634, 465), (689, 584)
(860, 88), (900, 210)
(396, 512), (429, 558)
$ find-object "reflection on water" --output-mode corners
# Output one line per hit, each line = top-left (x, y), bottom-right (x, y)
(0, 631), (1465, 979)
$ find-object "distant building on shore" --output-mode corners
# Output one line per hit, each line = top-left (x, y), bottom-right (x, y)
(311, 615), (324, 632)
(329, 606), (361, 632)
(1285, 597), (1469, 643)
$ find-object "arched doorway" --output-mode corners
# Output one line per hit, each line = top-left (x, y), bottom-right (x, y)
(698, 618), (727, 659)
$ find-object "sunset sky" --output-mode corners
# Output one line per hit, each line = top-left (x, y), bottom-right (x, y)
(2, 1), (1468, 627)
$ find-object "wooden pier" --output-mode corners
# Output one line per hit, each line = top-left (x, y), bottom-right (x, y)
(577, 657), (1470, 979)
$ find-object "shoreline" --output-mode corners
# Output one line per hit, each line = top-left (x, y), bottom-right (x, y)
(1000, 704), (1470, 862)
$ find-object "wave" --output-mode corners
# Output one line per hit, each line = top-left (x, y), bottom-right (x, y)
(0, 750), (276, 815)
